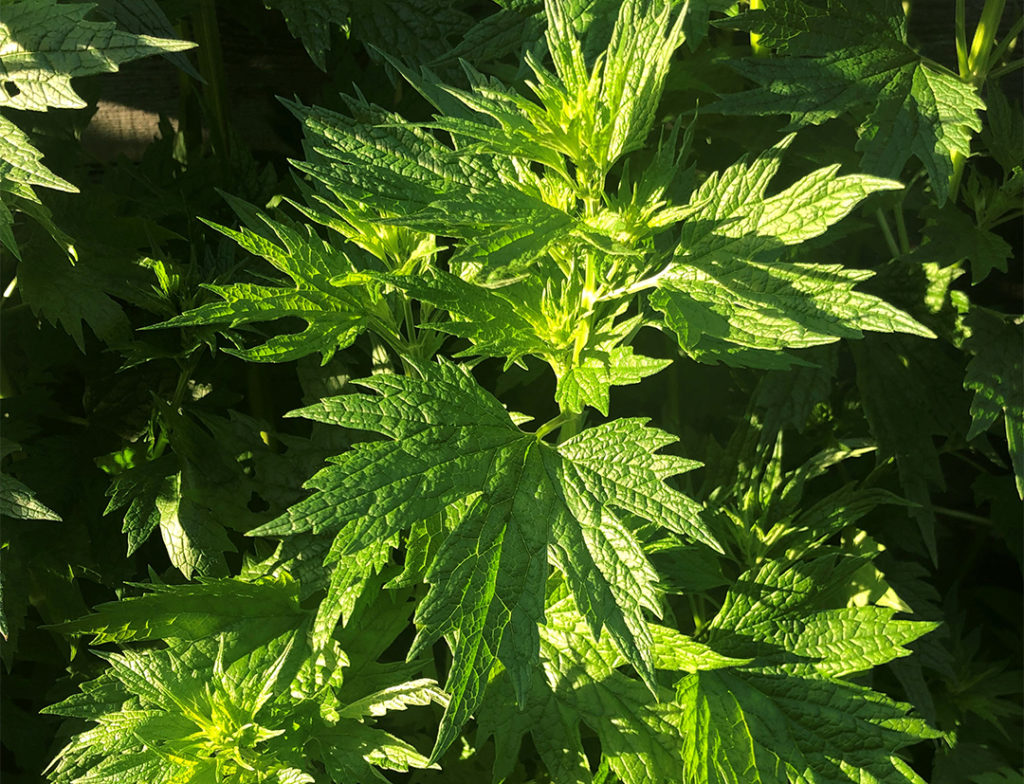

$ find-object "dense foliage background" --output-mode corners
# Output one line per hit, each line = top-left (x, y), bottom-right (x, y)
(1, 0), (1021, 782)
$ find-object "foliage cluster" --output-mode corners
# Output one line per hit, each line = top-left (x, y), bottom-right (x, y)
(1, 0), (1021, 782)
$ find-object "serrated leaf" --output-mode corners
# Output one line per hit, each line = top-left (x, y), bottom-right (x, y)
(715, 0), (984, 205)
(852, 334), (970, 560)
(249, 359), (714, 759)
(339, 678), (449, 719)
(0, 115), (77, 195)
(18, 242), (132, 350)
(0, 0), (195, 111)
(154, 470), (234, 580)
(0, 472), (61, 521)
(653, 138), (932, 366)
(963, 311), (1024, 498)
(906, 204), (1012, 285)
(679, 554), (940, 783)
(680, 669), (938, 784)
(527, 596), (743, 784)
(93, 0), (202, 79)
(44, 632), (325, 784)
(263, 0), (349, 70)
(543, 0), (686, 169)
(153, 204), (373, 364)
(51, 576), (305, 653)
(380, 268), (549, 364)
(557, 345), (670, 416)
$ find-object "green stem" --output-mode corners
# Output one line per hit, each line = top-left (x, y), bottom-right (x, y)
(2, 275), (16, 305)
(893, 205), (911, 254)
(930, 505), (993, 526)
(949, 0), (1008, 204)
(688, 594), (706, 635)
(534, 411), (574, 440)
(194, 0), (230, 157)
(875, 210), (901, 259)
(986, 15), (1024, 71)
(967, 0), (1008, 84)
(987, 58), (1024, 80)
(749, 0), (768, 55)
(949, 150), (968, 203)
(956, 0), (970, 77)
(557, 412), (584, 441)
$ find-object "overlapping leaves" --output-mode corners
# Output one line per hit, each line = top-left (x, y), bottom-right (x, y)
(680, 555), (941, 784)
(45, 577), (445, 784)
(715, 0), (985, 204)
(249, 358), (715, 758)
(0, 0), (194, 255)
(651, 135), (934, 367)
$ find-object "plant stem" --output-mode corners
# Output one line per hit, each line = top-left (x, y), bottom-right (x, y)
(194, 0), (230, 157)
(893, 205), (911, 254)
(875, 210), (901, 259)
(950, 0), (1008, 202)
(557, 412), (584, 441)
(749, 0), (768, 55)
(930, 505), (993, 526)
(956, 0), (970, 77)
(534, 411), (573, 440)
(967, 0), (1008, 84)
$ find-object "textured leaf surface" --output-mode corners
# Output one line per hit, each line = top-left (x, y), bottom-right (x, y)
(0, 115), (77, 195)
(0, 0), (195, 111)
(479, 594), (744, 784)
(52, 576), (305, 651)
(250, 359), (714, 758)
(263, 0), (349, 69)
(290, 97), (575, 274)
(0, 472), (61, 521)
(154, 204), (373, 363)
(46, 619), (441, 783)
(680, 555), (940, 783)
(652, 139), (931, 365)
(556, 345), (670, 416)
(716, 0), (984, 204)
(680, 669), (936, 784)
(708, 557), (938, 676)
(964, 311), (1024, 498)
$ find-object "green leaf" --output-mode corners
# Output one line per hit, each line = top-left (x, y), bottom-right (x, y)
(18, 242), (132, 350)
(0, 472), (61, 521)
(380, 268), (549, 365)
(556, 345), (670, 416)
(709, 557), (938, 676)
(680, 669), (938, 784)
(262, 0), (349, 70)
(480, 589), (743, 784)
(153, 202), (374, 364)
(45, 633), (311, 784)
(51, 575), (306, 653)
(852, 334), (970, 561)
(963, 311), (1024, 498)
(0, 0), (195, 111)
(715, 0), (984, 205)
(679, 555), (940, 783)
(290, 96), (574, 271)
(546, 0), (686, 169)
(250, 359), (714, 759)
(651, 136), (932, 366)
(906, 205), (1012, 285)
(92, 0), (202, 79)
(0, 116), (77, 195)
